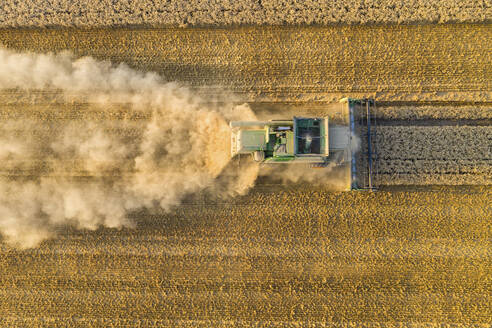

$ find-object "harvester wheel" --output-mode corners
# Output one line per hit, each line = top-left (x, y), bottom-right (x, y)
(253, 151), (265, 162)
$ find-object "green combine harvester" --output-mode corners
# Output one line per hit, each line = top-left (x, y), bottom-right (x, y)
(229, 98), (378, 190)
(230, 117), (343, 166)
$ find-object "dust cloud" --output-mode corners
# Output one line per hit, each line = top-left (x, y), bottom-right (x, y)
(0, 48), (256, 248)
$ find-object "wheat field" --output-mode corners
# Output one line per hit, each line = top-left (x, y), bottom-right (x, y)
(0, 24), (490, 102)
(0, 186), (490, 327)
(0, 13), (490, 328)
(0, 0), (490, 27)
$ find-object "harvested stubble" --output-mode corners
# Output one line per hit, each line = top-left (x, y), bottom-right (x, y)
(0, 24), (490, 102)
(0, 0), (490, 27)
(0, 186), (490, 327)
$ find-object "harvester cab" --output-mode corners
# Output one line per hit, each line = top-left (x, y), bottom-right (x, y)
(230, 117), (332, 165)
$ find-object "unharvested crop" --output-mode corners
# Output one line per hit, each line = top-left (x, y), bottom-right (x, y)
(355, 125), (492, 185)
(0, 0), (490, 27)
(375, 104), (492, 121)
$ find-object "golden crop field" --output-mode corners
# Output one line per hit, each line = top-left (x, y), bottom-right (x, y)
(0, 186), (490, 327)
(0, 0), (489, 27)
(0, 10), (490, 328)
(364, 125), (491, 185)
(0, 24), (490, 102)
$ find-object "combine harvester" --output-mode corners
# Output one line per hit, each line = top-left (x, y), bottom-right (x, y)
(230, 98), (378, 191)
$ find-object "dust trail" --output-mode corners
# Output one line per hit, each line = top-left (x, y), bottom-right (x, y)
(0, 48), (256, 248)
